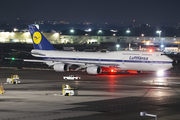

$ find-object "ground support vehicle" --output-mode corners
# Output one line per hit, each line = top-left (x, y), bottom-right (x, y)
(0, 84), (5, 94)
(63, 75), (81, 80)
(6, 75), (20, 84)
(62, 84), (78, 96)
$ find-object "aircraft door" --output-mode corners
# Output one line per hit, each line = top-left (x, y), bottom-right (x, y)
(76, 56), (79, 62)
(122, 58), (125, 65)
(159, 61), (162, 68)
(150, 59), (153, 65)
(98, 57), (101, 64)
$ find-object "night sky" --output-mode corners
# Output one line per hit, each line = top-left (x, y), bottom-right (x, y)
(1, 0), (180, 25)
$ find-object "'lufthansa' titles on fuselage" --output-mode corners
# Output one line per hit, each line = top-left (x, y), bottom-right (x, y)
(129, 56), (148, 61)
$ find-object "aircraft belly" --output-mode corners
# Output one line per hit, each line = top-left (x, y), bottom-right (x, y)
(125, 63), (172, 71)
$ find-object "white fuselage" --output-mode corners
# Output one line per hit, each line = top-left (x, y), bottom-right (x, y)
(31, 50), (173, 71)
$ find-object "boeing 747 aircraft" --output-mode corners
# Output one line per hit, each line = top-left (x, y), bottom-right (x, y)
(24, 25), (174, 75)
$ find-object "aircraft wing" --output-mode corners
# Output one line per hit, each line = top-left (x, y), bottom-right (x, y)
(23, 59), (122, 68)
(24, 59), (48, 63)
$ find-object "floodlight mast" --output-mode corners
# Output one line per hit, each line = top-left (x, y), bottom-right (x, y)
(156, 30), (162, 43)
(116, 44), (120, 51)
(156, 30), (163, 51)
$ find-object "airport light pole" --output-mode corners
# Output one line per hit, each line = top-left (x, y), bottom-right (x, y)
(116, 44), (120, 51)
(98, 30), (102, 34)
(156, 30), (162, 40)
(126, 30), (130, 50)
(126, 30), (130, 33)
(70, 29), (74, 33)
(156, 30), (163, 51)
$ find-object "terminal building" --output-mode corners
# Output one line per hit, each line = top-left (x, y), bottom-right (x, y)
(0, 26), (180, 52)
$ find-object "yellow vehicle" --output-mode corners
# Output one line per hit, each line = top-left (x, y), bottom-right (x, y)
(6, 75), (20, 84)
(62, 84), (78, 96)
(0, 84), (5, 94)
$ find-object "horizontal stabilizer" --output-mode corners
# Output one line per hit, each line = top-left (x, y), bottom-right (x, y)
(12, 49), (46, 56)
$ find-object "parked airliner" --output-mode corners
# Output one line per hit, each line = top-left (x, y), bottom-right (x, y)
(25, 25), (174, 75)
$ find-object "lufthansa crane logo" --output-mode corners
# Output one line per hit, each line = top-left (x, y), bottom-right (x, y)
(33, 32), (42, 44)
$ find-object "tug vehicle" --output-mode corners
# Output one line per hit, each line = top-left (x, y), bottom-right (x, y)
(62, 84), (78, 96)
(6, 75), (20, 84)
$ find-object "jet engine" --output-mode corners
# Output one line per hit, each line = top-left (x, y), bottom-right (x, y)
(87, 66), (102, 75)
(53, 63), (68, 72)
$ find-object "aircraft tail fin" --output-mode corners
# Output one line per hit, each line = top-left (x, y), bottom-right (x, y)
(28, 25), (56, 50)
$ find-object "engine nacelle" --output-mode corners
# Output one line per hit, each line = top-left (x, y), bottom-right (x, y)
(87, 66), (102, 75)
(53, 63), (68, 72)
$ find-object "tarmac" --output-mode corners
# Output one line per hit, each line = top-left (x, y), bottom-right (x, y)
(0, 68), (180, 120)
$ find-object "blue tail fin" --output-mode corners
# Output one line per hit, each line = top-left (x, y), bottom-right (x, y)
(28, 25), (56, 50)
